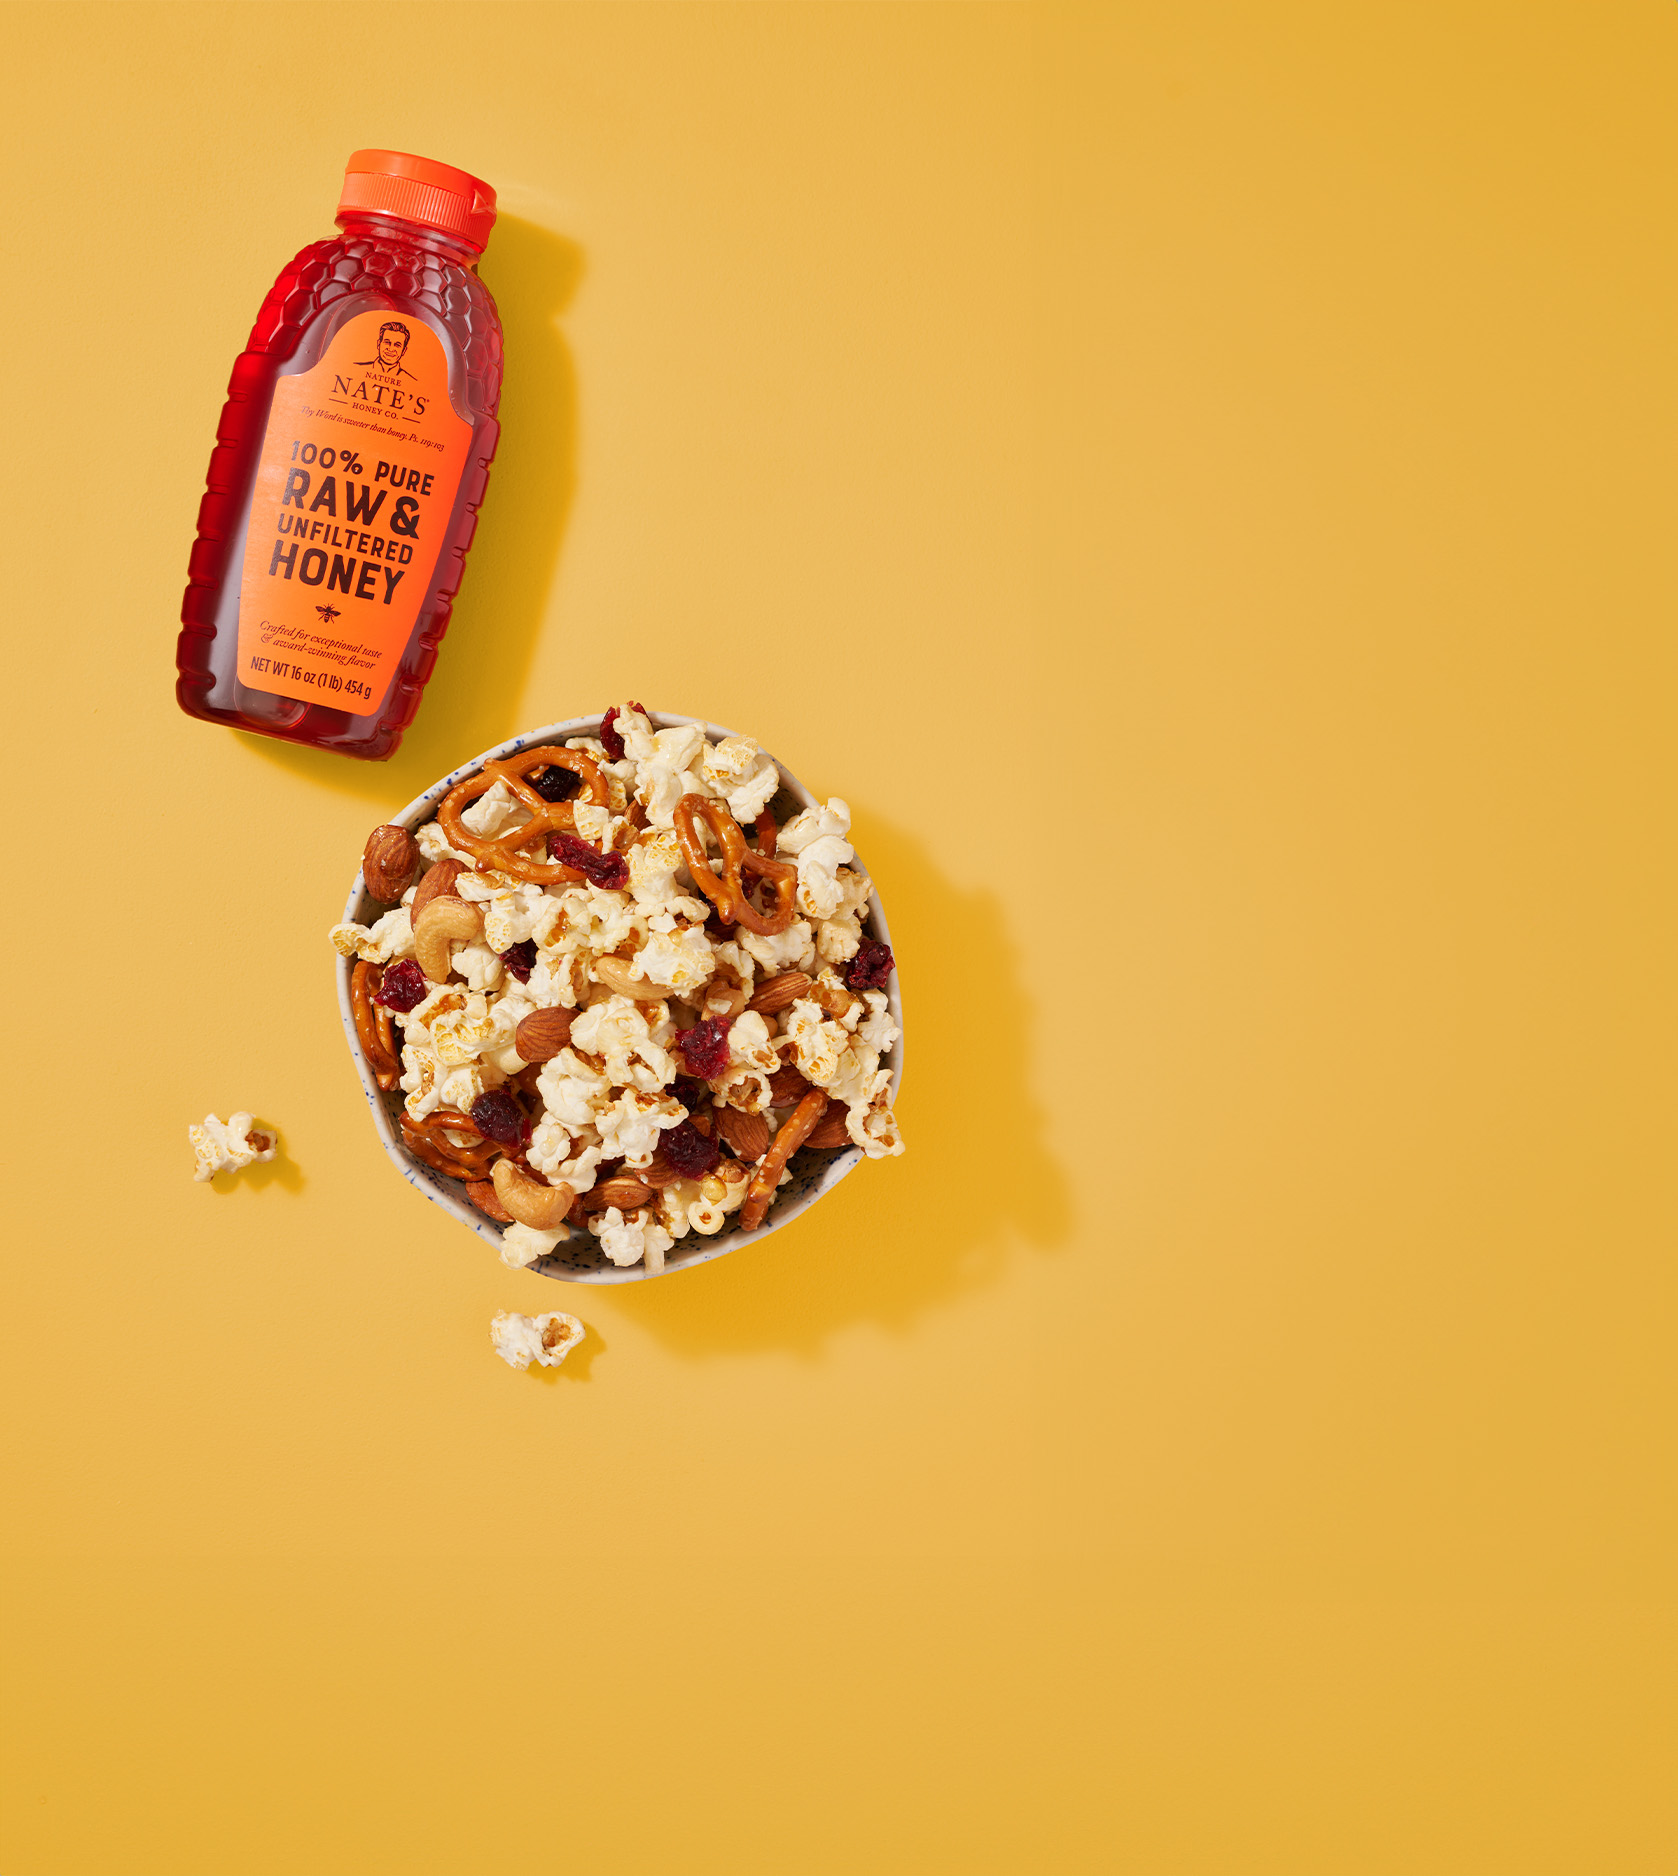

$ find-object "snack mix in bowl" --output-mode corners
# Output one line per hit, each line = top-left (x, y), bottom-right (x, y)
(331, 705), (904, 1280)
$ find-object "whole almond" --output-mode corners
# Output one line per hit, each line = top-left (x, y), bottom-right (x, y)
(767, 1062), (813, 1105)
(466, 1178), (514, 1223)
(747, 970), (812, 1016)
(362, 825), (418, 902)
(515, 1007), (574, 1063)
(410, 856), (466, 918)
(584, 1177), (654, 1212)
(804, 1101), (851, 1149)
(639, 1151), (679, 1188)
(714, 1108), (770, 1161)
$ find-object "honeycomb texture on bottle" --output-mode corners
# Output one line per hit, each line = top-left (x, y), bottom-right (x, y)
(176, 223), (503, 760)
(247, 235), (503, 415)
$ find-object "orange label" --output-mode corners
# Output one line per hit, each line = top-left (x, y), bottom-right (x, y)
(236, 309), (473, 716)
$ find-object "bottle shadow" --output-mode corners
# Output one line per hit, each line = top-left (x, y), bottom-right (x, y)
(606, 814), (1072, 1358)
(238, 215), (584, 803)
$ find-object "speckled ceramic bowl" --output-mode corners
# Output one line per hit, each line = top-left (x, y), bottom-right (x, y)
(336, 712), (904, 1283)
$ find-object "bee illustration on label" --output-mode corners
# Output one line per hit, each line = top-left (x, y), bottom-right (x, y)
(316, 604), (343, 625)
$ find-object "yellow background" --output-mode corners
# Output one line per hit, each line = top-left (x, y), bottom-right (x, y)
(2, 4), (1673, 1872)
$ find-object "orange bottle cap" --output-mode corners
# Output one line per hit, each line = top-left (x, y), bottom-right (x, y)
(337, 149), (497, 253)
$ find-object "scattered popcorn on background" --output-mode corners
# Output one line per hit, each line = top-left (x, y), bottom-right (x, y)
(491, 1310), (585, 1370)
(190, 1113), (278, 1183)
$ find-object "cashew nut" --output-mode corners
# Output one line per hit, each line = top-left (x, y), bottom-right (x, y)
(413, 895), (483, 982)
(594, 954), (665, 1001)
(491, 1159), (574, 1230)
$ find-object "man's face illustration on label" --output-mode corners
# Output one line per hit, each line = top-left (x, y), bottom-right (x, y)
(377, 326), (410, 370)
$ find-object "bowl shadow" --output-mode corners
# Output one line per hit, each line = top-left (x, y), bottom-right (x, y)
(238, 214), (584, 803)
(608, 812), (1071, 1358)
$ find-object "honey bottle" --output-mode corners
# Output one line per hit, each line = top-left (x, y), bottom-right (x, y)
(176, 150), (503, 759)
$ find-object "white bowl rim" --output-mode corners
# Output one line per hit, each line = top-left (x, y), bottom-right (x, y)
(335, 711), (903, 1283)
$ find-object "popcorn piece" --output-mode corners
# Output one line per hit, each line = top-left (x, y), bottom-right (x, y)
(740, 918), (816, 976)
(537, 1048), (612, 1130)
(701, 735), (780, 823)
(687, 1160), (753, 1233)
(857, 989), (900, 1057)
(565, 734), (637, 811)
(711, 1064), (772, 1114)
(782, 998), (851, 1088)
(588, 1205), (676, 1273)
(525, 949), (589, 1012)
(528, 1120), (603, 1195)
(461, 778), (526, 837)
(825, 1040), (890, 1113)
(480, 884), (551, 952)
(653, 1167), (754, 1240)
(544, 882), (646, 960)
(454, 867), (528, 900)
(847, 1088), (906, 1159)
(711, 938), (758, 989)
(812, 965), (866, 1031)
(500, 1221), (570, 1269)
(814, 914), (862, 966)
(189, 1112), (277, 1183)
(570, 995), (676, 1092)
(777, 798), (855, 920)
(632, 923), (716, 997)
(726, 1009), (780, 1072)
(624, 719), (714, 829)
(593, 1087), (685, 1167)
(812, 869), (875, 962)
(429, 994), (500, 1067)
(778, 797), (852, 857)
(626, 827), (709, 921)
(329, 906), (415, 963)
(481, 990), (534, 1076)
(490, 1309), (585, 1369)
(415, 821), (474, 865)
(400, 1042), (494, 1122)
(572, 801), (628, 854)
(449, 943), (504, 994)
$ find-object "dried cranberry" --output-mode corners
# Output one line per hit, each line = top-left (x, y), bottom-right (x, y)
(499, 939), (536, 983)
(672, 1074), (710, 1114)
(674, 1015), (732, 1080)
(664, 1120), (721, 1180)
(845, 940), (895, 992)
(529, 765), (580, 803)
(552, 833), (629, 891)
(599, 700), (646, 762)
(470, 1088), (529, 1150)
(372, 957), (428, 1012)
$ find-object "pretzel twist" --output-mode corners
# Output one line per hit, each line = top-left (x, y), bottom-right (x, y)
(351, 961), (401, 1092)
(739, 1088), (830, 1230)
(400, 1108), (502, 1180)
(674, 793), (797, 936)
(437, 747), (609, 884)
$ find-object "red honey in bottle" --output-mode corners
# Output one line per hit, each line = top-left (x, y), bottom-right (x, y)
(176, 150), (503, 760)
